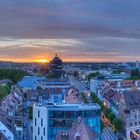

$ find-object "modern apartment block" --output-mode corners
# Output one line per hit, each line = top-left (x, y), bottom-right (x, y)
(33, 103), (101, 140)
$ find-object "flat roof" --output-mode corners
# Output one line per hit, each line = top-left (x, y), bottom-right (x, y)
(17, 76), (45, 88)
(35, 103), (101, 111)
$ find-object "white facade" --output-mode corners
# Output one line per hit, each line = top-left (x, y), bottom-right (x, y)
(33, 103), (101, 140)
(0, 122), (14, 140)
(90, 79), (99, 93)
(33, 105), (48, 140)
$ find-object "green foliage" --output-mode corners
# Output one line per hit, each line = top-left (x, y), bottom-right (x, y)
(47, 73), (60, 78)
(112, 70), (122, 74)
(91, 92), (122, 132)
(104, 108), (112, 117)
(73, 71), (79, 78)
(0, 85), (10, 100)
(131, 69), (139, 77)
(91, 93), (102, 105)
(101, 121), (104, 133)
(112, 118), (122, 131)
(29, 106), (33, 120)
(36, 86), (43, 90)
(4, 85), (11, 93)
(87, 72), (100, 81)
(126, 69), (140, 80)
(81, 93), (89, 104)
(0, 69), (28, 83)
(23, 93), (27, 99)
(108, 112), (116, 124)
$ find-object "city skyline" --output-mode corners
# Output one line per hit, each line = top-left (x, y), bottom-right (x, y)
(1, 0), (140, 62)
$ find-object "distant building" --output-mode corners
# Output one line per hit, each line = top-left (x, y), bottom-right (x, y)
(17, 76), (45, 91)
(0, 79), (13, 86)
(64, 87), (82, 104)
(49, 54), (63, 78)
(90, 78), (100, 93)
(33, 103), (101, 140)
(136, 60), (139, 69)
(119, 91), (140, 140)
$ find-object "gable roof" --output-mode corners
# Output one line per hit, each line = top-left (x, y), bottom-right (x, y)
(55, 117), (97, 140)
(123, 91), (140, 110)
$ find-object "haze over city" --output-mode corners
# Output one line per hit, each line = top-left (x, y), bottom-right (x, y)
(0, 0), (140, 62)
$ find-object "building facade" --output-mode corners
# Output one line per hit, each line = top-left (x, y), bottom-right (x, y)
(33, 103), (101, 140)
(119, 91), (140, 140)
(49, 54), (63, 78)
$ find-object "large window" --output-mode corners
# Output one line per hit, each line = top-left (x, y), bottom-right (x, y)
(65, 111), (76, 118)
(84, 111), (94, 118)
(49, 119), (66, 128)
(49, 111), (64, 118)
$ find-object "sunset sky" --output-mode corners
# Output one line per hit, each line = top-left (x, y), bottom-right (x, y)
(1, 0), (140, 62)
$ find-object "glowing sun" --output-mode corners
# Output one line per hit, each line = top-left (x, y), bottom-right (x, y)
(36, 59), (49, 63)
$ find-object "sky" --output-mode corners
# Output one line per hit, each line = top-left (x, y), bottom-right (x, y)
(1, 0), (140, 62)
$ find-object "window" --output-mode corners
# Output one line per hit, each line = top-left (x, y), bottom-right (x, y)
(130, 123), (132, 127)
(41, 119), (43, 127)
(135, 122), (137, 125)
(44, 128), (45, 136)
(41, 136), (43, 140)
(35, 119), (36, 126)
(38, 110), (40, 118)
(50, 111), (64, 118)
(65, 111), (75, 118)
(35, 136), (36, 140)
(38, 127), (40, 135)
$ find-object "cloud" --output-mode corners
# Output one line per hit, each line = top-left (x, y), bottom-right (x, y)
(0, 0), (140, 61)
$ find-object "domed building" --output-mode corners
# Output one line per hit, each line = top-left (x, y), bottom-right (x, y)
(49, 54), (63, 78)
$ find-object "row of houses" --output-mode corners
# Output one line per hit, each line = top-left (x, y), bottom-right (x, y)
(90, 78), (140, 139)
(0, 87), (24, 140)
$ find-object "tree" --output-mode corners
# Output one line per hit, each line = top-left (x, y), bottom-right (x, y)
(73, 71), (79, 78)
(0, 85), (10, 100)
(131, 69), (139, 78)
(108, 112), (116, 124)
(0, 69), (28, 83)
(112, 118), (122, 131)
(101, 121), (104, 133)
(87, 72), (100, 81)
(29, 106), (33, 120)
(104, 108), (112, 118)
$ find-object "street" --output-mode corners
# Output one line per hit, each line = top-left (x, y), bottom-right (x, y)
(69, 77), (89, 93)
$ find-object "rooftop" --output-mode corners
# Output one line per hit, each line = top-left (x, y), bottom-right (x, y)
(35, 103), (101, 111)
(123, 91), (140, 110)
(55, 117), (97, 140)
(17, 76), (45, 88)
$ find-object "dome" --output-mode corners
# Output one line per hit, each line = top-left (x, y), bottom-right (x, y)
(51, 54), (62, 66)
